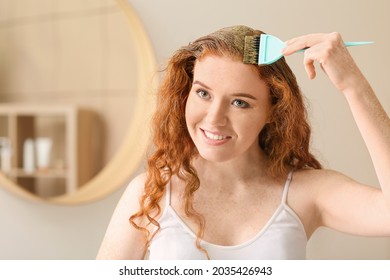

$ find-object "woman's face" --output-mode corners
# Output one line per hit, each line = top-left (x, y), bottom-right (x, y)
(185, 54), (272, 163)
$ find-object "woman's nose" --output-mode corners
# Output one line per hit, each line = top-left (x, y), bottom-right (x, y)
(205, 101), (228, 126)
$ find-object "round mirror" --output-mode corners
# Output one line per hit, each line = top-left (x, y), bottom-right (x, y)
(0, 0), (156, 204)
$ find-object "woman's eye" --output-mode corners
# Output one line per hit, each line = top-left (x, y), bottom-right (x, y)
(232, 99), (249, 108)
(196, 89), (210, 99)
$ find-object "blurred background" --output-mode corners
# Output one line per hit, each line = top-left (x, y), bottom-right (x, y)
(0, 0), (389, 259)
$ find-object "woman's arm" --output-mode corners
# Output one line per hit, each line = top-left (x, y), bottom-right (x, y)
(283, 33), (390, 235)
(96, 173), (148, 259)
(343, 81), (390, 201)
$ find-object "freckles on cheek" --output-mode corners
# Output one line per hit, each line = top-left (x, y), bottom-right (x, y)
(244, 117), (267, 135)
(184, 99), (195, 130)
(185, 95), (200, 121)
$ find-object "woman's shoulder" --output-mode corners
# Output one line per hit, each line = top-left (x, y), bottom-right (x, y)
(128, 172), (148, 189)
(125, 171), (170, 219)
(288, 167), (353, 207)
(289, 167), (355, 206)
(287, 168), (348, 237)
(120, 172), (148, 203)
(292, 168), (351, 189)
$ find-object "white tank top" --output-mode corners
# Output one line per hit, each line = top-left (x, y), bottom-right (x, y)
(148, 171), (307, 259)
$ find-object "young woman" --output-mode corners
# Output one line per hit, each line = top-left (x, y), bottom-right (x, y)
(97, 25), (390, 259)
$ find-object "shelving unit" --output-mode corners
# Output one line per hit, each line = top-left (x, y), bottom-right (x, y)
(0, 103), (102, 197)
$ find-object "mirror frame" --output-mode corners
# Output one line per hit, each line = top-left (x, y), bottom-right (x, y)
(0, 0), (157, 205)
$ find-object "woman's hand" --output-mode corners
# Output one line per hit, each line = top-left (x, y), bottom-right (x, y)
(282, 32), (367, 93)
(283, 33), (390, 237)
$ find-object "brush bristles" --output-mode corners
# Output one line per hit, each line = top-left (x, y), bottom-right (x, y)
(243, 35), (260, 65)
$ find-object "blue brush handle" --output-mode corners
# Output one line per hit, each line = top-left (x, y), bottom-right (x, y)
(298, 41), (373, 52)
(344, 41), (374, 46)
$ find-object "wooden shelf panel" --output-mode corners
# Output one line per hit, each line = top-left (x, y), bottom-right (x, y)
(8, 168), (67, 178)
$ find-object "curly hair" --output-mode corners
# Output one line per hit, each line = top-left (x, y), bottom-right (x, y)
(130, 25), (321, 258)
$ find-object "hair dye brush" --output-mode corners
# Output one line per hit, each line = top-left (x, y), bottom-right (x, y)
(243, 34), (373, 65)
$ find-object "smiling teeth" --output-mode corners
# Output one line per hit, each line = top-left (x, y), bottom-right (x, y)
(204, 130), (228, 140)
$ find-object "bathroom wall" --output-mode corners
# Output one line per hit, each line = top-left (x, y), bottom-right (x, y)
(0, 0), (389, 259)
(0, 0), (139, 166)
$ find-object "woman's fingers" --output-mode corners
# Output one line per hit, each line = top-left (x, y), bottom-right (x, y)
(303, 55), (316, 80)
(282, 32), (363, 91)
(282, 33), (329, 55)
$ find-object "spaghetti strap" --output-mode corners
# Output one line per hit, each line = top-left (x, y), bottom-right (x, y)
(156, 182), (171, 221)
(281, 170), (294, 205)
(165, 182), (171, 206)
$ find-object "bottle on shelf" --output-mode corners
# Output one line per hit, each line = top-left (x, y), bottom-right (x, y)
(23, 138), (35, 174)
(0, 137), (12, 173)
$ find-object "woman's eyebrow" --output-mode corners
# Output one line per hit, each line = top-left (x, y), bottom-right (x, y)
(231, 93), (258, 100)
(193, 80), (258, 100)
(193, 80), (211, 90)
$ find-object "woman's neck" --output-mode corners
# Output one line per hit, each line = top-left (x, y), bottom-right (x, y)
(192, 149), (271, 188)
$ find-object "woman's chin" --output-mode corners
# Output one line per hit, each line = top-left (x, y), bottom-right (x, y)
(197, 151), (234, 163)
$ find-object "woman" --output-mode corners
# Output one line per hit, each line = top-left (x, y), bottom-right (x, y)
(97, 25), (390, 259)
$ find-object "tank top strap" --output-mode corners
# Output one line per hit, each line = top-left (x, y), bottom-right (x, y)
(281, 170), (294, 205)
(165, 181), (172, 206)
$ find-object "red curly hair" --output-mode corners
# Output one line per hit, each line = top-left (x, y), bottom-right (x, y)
(130, 26), (321, 257)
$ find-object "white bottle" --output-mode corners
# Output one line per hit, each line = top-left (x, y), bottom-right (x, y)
(0, 138), (11, 173)
(35, 137), (52, 171)
(23, 138), (35, 173)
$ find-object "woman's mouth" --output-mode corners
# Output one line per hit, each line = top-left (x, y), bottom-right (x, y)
(201, 129), (231, 144)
